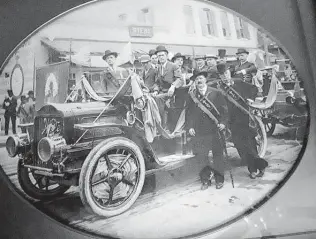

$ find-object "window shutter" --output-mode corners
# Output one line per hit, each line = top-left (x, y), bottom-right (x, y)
(199, 9), (207, 36)
(209, 10), (218, 36)
(243, 21), (251, 39)
(220, 11), (231, 37)
(233, 16), (241, 39)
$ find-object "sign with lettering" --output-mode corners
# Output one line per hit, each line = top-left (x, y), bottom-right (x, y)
(129, 26), (153, 38)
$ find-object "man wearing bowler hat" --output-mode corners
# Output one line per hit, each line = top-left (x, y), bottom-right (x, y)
(217, 62), (268, 179)
(140, 54), (159, 93)
(155, 45), (183, 131)
(194, 55), (208, 73)
(102, 49), (129, 95)
(232, 48), (257, 84)
(2, 89), (17, 135)
(155, 45), (183, 95)
(205, 54), (219, 79)
(186, 71), (228, 190)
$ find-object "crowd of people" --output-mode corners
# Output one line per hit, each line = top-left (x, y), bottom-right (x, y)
(91, 45), (268, 190)
(2, 90), (35, 135)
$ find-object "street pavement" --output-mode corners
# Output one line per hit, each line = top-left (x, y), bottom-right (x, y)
(0, 125), (306, 239)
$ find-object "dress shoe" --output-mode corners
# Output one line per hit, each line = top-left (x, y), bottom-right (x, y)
(257, 168), (265, 177)
(249, 170), (259, 179)
(201, 182), (209, 190)
(215, 182), (224, 189)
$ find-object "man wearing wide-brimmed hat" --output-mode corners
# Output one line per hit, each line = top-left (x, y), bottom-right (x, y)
(186, 71), (228, 190)
(2, 89), (17, 135)
(140, 54), (159, 93)
(232, 48), (257, 84)
(101, 49), (129, 95)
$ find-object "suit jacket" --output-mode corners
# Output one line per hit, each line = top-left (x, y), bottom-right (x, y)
(186, 86), (228, 136)
(206, 65), (219, 80)
(141, 65), (158, 92)
(232, 61), (257, 84)
(156, 61), (183, 92)
(102, 66), (129, 95)
(2, 97), (17, 117)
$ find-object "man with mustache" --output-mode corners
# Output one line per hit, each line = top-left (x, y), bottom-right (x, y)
(155, 45), (183, 131)
(217, 61), (268, 179)
(186, 71), (228, 190)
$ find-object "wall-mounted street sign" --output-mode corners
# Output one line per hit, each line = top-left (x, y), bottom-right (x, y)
(129, 26), (153, 38)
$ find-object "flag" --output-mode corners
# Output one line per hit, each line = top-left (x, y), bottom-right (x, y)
(117, 42), (135, 66)
(35, 61), (70, 110)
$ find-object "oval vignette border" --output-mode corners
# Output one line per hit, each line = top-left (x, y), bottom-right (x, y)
(0, 0), (315, 239)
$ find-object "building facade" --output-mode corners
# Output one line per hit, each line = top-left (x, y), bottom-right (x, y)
(0, 0), (262, 128)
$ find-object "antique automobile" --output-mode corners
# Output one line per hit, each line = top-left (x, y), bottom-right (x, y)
(5, 74), (267, 217)
(259, 77), (308, 136)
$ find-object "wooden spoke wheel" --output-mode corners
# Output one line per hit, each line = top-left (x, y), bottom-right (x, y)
(254, 116), (268, 158)
(79, 137), (145, 217)
(17, 159), (70, 200)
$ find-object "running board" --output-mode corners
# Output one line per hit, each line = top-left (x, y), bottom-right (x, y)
(146, 154), (194, 176)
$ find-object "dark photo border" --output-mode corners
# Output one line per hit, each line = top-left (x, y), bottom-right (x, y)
(0, 0), (315, 238)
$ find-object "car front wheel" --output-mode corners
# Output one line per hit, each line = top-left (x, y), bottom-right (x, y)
(17, 158), (70, 200)
(79, 137), (145, 217)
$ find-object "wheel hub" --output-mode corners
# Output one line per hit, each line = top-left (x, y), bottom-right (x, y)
(108, 168), (123, 186)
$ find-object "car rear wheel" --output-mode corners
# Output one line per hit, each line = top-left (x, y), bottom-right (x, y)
(255, 116), (268, 158)
(79, 137), (145, 217)
(17, 158), (70, 200)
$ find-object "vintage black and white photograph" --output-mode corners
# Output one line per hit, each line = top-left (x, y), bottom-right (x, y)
(0, 0), (309, 238)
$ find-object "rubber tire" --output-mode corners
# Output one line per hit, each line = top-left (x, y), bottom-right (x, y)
(17, 158), (70, 200)
(79, 136), (145, 217)
(255, 116), (268, 158)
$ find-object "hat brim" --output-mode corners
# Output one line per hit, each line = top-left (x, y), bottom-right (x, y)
(191, 71), (208, 81)
(236, 51), (249, 55)
(155, 49), (168, 55)
(194, 57), (205, 60)
(102, 52), (118, 60)
(172, 55), (186, 62)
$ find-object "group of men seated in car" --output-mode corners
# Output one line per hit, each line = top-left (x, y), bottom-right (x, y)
(100, 45), (258, 97)
(100, 45), (259, 129)
(100, 45), (268, 191)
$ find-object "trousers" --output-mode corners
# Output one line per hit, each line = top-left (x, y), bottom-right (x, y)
(231, 125), (268, 173)
(4, 114), (16, 135)
(193, 133), (225, 183)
